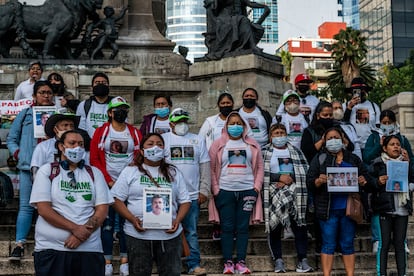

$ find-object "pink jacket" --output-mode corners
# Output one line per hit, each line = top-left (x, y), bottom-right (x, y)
(207, 112), (264, 224)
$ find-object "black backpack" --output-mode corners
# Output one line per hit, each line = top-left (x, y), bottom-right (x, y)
(0, 171), (14, 207)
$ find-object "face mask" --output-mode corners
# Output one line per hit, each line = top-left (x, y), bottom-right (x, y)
(333, 109), (344, 120)
(55, 129), (67, 139)
(174, 122), (189, 136)
(144, 146), (164, 162)
(113, 109), (128, 123)
(154, 107), (170, 118)
(227, 124), (244, 138)
(92, 84), (109, 97)
(219, 106), (233, 117)
(325, 138), (343, 153)
(380, 124), (395, 136)
(360, 92), (367, 103)
(297, 85), (309, 94)
(64, 146), (85, 163)
(319, 118), (333, 129)
(243, 98), (256, 109)
(50, 83), (64, 96)
(285, 103), (299, 114)
(272, 136), (288, 148)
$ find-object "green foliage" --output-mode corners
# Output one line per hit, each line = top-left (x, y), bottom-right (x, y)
(332, 27), (368, 65)
(278, 50), (293, 81)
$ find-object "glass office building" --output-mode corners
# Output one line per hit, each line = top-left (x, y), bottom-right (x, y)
(166, 0), (207, 62)
(340, 0), (360, 29)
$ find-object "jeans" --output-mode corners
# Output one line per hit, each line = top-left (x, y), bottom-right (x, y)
(371, 214), (380, 242)
(102, 206), (127, 260)
(215, 189), (257, 262)
(268, 218), (308, 261)
(378, 215), (408, 276)
(126, 234), (182, 276)
(182, 200), (201, 271)
(16, 170), (34, 243)
(319, 209), (355, 255)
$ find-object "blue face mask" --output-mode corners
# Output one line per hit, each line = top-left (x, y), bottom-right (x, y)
(272, 136), (288, 148)
(325, 138), (343, 153)
(227, 124), (244, 138)
(154, 107), (170, 118)
(380, 124), (395, 136)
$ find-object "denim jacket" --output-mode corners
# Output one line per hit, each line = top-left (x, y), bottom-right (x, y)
(7, 108), (38, 171)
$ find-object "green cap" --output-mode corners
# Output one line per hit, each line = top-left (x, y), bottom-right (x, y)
(282, 90), (300, 104)
(169, 108), (190, 123)
(108, 96), (130, 110)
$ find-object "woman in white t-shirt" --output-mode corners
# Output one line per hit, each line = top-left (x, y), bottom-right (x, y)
(111, 133), (191, 276)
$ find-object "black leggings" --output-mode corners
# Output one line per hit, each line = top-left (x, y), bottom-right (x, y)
(378, 215), (408, 276)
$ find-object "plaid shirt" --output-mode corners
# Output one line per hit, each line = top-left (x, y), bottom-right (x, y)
(262, 143), (309, 233)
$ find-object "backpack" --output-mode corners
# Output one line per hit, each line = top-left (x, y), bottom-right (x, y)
(49, 161), (95, 182)
(0, 171), (14, 207)
(84, 96), (114, 118)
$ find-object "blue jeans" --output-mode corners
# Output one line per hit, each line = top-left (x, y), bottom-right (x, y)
(182, 200), (201, 271)
(16, 170), (34, 243)
(215, 189), (257, 262)
(102, 206), (127, 260)
(319, 209), (356, 255)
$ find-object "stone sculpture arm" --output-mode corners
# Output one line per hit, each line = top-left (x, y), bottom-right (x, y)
(244, 0), (270, 25)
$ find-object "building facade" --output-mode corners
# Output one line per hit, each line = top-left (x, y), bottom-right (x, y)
(340, 0), (360, 29)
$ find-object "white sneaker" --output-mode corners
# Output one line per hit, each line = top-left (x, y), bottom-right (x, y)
(405, 243), (410, 254)
(372, 241), (379, 254)
(105, 264), (113, 276)
(120, 263), (129, 276)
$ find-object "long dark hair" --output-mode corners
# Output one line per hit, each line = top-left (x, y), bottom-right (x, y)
(133, 133), (176, 183)
(310, 101), (333, 135)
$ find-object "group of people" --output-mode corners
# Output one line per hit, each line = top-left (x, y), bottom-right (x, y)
(5, 64), (413, 276)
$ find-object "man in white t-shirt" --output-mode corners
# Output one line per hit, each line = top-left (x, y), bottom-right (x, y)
(14, 60), (44, 101)
(76, 72), (113, 138)
(343, 77), (380, 151)
(275, 73), (319, 124)
(162, 108), (210, 276)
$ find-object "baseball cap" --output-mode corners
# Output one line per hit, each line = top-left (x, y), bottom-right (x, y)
(44, 113), (80, 138)
(169, 108), (190, 123)
(108, 96), (130, 110)
(294, 73), (313, 85)
(282, 90), (300, 104)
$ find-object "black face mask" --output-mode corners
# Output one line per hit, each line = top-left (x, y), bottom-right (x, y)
(360, 92), (367, 103)
(297, 85), (309, 95)
(219, 106), (233, 117)
(93, 84), (110, 97)
(50, 83), (65, 96)
(243, 98), (256, 109)
(319, 118), (333, 129)
(113, 109), (128, 123)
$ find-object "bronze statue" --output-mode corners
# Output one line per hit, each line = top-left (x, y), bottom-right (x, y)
(0, 0), (103, 59)
(203, 0), (270, 60)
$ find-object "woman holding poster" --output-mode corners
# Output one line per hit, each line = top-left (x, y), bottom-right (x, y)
(306, 127), (373, 276)
(368, 135), (414, 276)
(111, 133), (190, 276)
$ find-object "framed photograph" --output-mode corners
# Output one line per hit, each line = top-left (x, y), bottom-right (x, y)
(32, 106), (57, 138)
(326, 167), (359, 192)
(142, 187), (172, 229)
(386, 161), (409, 193)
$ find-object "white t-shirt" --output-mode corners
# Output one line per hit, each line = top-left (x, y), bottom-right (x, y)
(111, 165), (190, 240)
(199, 114), (226, 150)
(270, 148), (293, 174)
(31, 138), (58, 168)
(276, 94), (320, 122)
(348, 100), (380, 149)
(152, 118), (171, 134)
(162, 132), (210, 200)
(30, 164), (113, 252)
(239, 107), (268, 147)
(219, 139), (254, 191)
(104, 126), (135, 181)
(280, 113), (308, 149)
(76, 100), (109, 138)
(14, 79), (34, 101)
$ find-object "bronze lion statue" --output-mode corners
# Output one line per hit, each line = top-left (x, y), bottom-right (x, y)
(0, 0), (103, 58)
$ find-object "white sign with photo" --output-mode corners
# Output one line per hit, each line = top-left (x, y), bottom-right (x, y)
(142, 187), (172, 229)
(386, 160), (409, 193)
(32, 106), (57, 138)
(326, 167), (359, 192)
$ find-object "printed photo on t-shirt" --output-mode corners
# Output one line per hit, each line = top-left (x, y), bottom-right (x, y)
(356, 108), (369, 124)
(247, 117), (259, 132)
(170, 145), (195, 161)
(154, 127), (170, 134)
(278, 157), (293, 174)
(289, 121), (302, 133)
(110, 140), (128, 154)
(170, 146), (183, 158)
(228, 149), (247, 167)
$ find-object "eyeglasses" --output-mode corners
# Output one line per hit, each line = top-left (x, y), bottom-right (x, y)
(37, 90), (53, 96)
(172, 110), (189, 117)
(67, 171), (77, 189)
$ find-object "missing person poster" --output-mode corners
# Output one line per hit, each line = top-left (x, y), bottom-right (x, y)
(32, 106), (57, 138)
(386, 161), (409, 192)
(142, 187), (172, 229)
(326, 167), (359, 192)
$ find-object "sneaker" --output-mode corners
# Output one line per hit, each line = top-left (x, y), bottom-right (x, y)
(9, 246), (24, 261)
(372, 241), (379, 254)
(105, 264), (113, 276)
(212, 229), (221, 240)
(405, 243), (410, 254)
(274, 258), (286, 273)
(296, 258), (313, 273)
(119, 263), (129, 276)
(235, 260), (251, 274)
(283, 226), (294, 239)
(223, 261), (235, 274)
(189, 266), (207, 275)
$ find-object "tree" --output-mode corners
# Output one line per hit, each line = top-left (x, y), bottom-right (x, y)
(279, 50), (293, 82)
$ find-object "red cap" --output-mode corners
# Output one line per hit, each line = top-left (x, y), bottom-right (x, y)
(295, 73), (313, 85)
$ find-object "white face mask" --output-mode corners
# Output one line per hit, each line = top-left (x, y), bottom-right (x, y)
(174, 122), (189, 136)
(333, 109), (344, 120)
(285, 103), (299, 114)
(144, 146), (164, 162)
(325, 138), (343, 153)
(64, 146), (85, 163)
